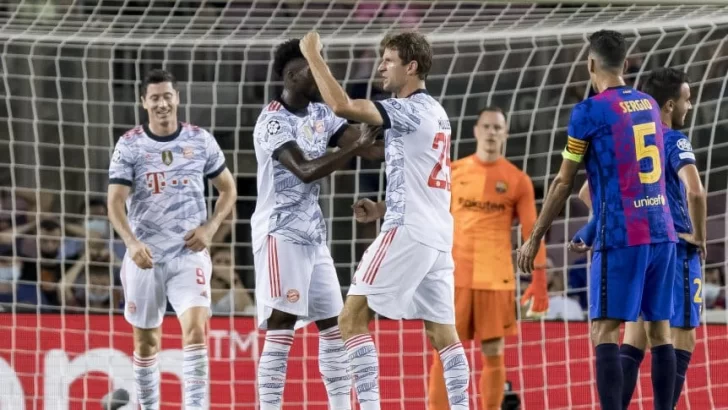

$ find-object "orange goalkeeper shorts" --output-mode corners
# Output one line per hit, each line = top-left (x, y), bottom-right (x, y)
(455, 287), (518, 342)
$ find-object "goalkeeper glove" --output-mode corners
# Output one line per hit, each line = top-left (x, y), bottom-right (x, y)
(520, 268), (549, 318)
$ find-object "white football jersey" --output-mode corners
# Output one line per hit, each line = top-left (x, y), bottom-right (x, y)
(108, 123), (226, 263)
(375, 90), (453, 251)
(250, 99), (348, 252)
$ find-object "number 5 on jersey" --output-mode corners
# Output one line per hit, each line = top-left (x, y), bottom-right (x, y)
(428, 132), (451, 191)
(633, 122), (661, 184)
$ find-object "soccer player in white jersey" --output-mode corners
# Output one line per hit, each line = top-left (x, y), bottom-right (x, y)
(301, 31), (470, 410)
(251, 39), (379, 410)
(107, 69), (237, 410)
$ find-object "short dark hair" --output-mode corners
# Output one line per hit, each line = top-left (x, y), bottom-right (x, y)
(640, 68), (689, 108)
(381, 32), (433, 80)
(210, 246), (233, 260)
(80, 198), (107, 214)
(477, 106), (508, 123)
(40, 219), (60, 232)
(141, 68), (177, 97)
(273, 39), (305, 79)
(588, 30), (628, 72)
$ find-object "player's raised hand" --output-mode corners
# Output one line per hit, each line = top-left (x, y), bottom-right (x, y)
(184, 225), (214, 252)
(516, 238), (540, 274)
(359, 123), (382, 144)
(128, 240), (153, 270)
(352, 198), (380, 223)
(300, 32), (323, 59)
(678, 233), (707, 261)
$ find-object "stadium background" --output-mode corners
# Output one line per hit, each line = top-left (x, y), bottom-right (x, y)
(0, 0), (726, 409)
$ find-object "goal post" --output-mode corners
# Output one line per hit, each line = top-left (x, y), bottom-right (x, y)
(0, 1), (727, 409)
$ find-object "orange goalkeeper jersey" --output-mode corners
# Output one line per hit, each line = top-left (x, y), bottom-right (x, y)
(451, 155), (547, 290)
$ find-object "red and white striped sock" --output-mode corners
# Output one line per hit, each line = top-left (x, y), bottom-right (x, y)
(183, 343), (209, 409)
(438, 342), (470, 410)
(132, 352), (160, 410)
(344, 334), (380, 410)
(318, 326), (351, 410)
(258, 329), (295, 410)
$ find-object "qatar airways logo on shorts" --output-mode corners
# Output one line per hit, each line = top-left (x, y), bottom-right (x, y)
(633, 194), (666, 208)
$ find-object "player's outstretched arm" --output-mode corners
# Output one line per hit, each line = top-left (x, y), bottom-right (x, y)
(517, 158), (580, 273)
(515, 175), (549, 317)
(277, 130), (375, 183)
(300, 32), (385, 126)
(335, 124), (385, 161)
(678, 163), (707, 256)
(107, 184), (153, 269)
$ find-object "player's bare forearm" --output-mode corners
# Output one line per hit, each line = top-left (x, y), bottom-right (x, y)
(208, 168), (237, 233)
(107, 184), (137, 246)
(578, 181), (592, 211)
(337, 126), (385, 161)
(679, 164), (707, 242)
(687, 191), (707, 242)
(530, 161), (579, 242)
(531, 178), (572, 242)
(516, 178), (547, 268)
(306, 54), (384, 125)
(278, 141), (364, 183)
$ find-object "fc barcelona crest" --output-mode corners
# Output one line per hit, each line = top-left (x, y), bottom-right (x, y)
(495, 181), (508, 193)
(162, 150), (173, 165)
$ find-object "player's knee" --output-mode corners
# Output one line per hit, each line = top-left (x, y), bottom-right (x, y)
(183, 325), (206, 346)
(133, 327), (161, 357)
(645, 320), (671, 347)
(267, 309), (297, 330)
(338, 296), (370, 340)
(480, 338), (505, 357)
(424, 322), (459, 351)
(623, 321), (648, 351)
(672, 328), (696, 352)
(315, 316), (339, 332)
(590, 319), (621, 345)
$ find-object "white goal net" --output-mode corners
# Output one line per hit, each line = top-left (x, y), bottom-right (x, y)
(0, 1), (727, 409)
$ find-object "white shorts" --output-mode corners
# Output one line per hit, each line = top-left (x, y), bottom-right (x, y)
(254, 235), (344, 330)
(348, 226), (455, 325)
(121, 251), (212, 329)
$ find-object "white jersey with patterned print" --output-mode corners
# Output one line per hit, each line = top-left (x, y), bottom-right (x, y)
(374, 89), (453, 251)
(250, 99), (349, 252)
(108, 123), (226, 263)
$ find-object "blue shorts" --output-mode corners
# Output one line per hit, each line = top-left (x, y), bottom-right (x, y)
(589, 242), (676, 322)
(670, 243), (702, 329)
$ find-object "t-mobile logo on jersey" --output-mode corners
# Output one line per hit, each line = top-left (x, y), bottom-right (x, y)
(145, 172), (190, 194)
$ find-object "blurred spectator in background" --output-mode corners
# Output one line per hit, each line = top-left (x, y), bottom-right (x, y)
(704, 265), (726, 310)
(567, 256), (589, 310)
(545, 260), (585, 321)
(209, 246), (253, 314)
(57, 238), (121, 310)
(0, 249), (47, 309)
(20, 220), (67, 307)
(0, 188), (54, 255)
(60, 198), (122, 260)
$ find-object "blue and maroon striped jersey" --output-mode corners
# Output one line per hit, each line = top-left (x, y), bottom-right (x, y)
(563, 85), (677, 250)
